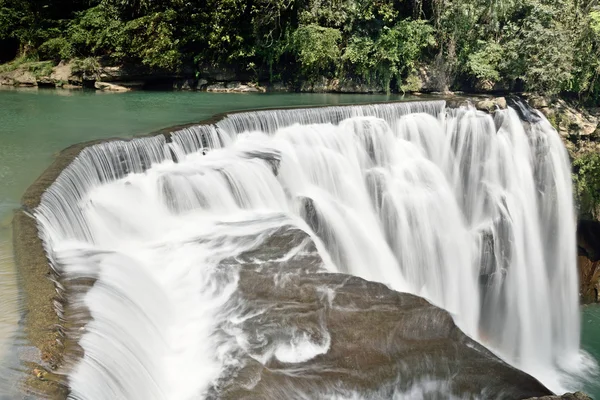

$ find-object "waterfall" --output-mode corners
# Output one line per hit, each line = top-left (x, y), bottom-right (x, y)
(34, 100), (592, 398)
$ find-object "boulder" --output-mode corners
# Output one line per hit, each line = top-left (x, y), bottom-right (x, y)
(49, 61), (73, 86)
(94, 81), (131, 92)
(0, 74), (14, 86)
(528, 95), (550, 109)
(475, 97), (508, 112)
(196, 78), (208, 90)
(0, 69), (39, 86)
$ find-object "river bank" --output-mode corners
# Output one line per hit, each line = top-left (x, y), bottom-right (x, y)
(0, 59), (457, 94)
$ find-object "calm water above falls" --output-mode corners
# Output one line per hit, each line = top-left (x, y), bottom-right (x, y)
(0, 88), (599, 398)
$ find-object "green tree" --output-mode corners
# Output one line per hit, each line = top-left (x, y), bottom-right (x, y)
(290, 24), (342, 78)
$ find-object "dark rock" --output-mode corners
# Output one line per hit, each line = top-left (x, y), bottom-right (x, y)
(578, 220), (600, 303)
(196, 78), (208, 90)
(578, 220), (600, 262)
(525, 392), (593, 400)
(173, 78), (196, 90)
(198, 65), (239, 81)
(266, 81), (290, 92)
(211, 226), (554, 399)
(507, 96), (542, 123)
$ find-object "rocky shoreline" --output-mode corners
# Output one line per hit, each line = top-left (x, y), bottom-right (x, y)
(11, 97), (598, 398)
(0, 60), (455, 93)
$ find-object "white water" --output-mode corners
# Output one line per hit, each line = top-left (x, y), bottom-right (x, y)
(35, 100), (593, 398)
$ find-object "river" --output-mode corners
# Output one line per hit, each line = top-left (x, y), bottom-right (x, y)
(0, 87), (598, 398)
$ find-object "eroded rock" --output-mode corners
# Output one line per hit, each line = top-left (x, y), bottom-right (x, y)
(205, 81), (265, 93)
(475, 97), (508, 112)
(210, 226), (554, 399)
(529, 96), (599, 138)
(94, 81), (131, 92)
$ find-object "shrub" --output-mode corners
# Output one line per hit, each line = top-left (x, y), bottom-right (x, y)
(39, 37), (73, 61)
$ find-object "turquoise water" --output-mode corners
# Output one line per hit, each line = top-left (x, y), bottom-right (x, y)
(0, 88), (411, 219)
(0, 87), (598, 397)
(582, 305), (600, 397)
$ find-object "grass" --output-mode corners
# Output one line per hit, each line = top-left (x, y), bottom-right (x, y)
(0, 53), (39, 73)
(0, 54), (55, 78)
(27, 61), (54, 78)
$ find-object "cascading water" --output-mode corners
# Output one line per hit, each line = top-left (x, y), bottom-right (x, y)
(34, 100), (596, 399)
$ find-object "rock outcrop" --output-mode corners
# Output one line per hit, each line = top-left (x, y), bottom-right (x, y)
(0, 68), (38, 86)
(522, 96), (600, 304)
(205, 81), (266, 93)
(535, 97), (599, 138)
(475, 96), (508, 112)
(214, 226), (554, 399)
(578, 220), (600, 303)
(522, 95), (600, 157)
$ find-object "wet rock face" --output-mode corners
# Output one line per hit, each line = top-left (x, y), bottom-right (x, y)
(211, 227), (553, 399)
(579, 256), (600, 304)
(578, 220), (600, 303)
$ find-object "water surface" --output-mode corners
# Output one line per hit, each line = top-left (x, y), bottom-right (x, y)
(582, 305), (600, 397)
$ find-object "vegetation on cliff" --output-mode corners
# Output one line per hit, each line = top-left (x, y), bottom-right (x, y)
(0, 0), (599, 100)
(574, 152), (600, 219)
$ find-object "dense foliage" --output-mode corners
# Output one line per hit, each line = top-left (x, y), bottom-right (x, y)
(0, 0), (599, 99)
(574, 152), (600, 218)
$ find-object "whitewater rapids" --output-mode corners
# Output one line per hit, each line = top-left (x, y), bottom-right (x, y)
(34, 100), (596, 399)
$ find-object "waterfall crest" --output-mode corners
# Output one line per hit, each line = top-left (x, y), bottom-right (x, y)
(34, 100), (593, 398)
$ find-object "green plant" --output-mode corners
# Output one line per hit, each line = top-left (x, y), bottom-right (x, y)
(573, 152), (600, 218)
(290, 24), (342, 78)
(71, 57), (100, 77)
(467, 41), (503, 82)
(39, 37), (73, 61)
(27, 61), (54, 78)
(400, 73), (423, 93)
(125, 10), (181, 70)
(0, 52), (38, 73)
